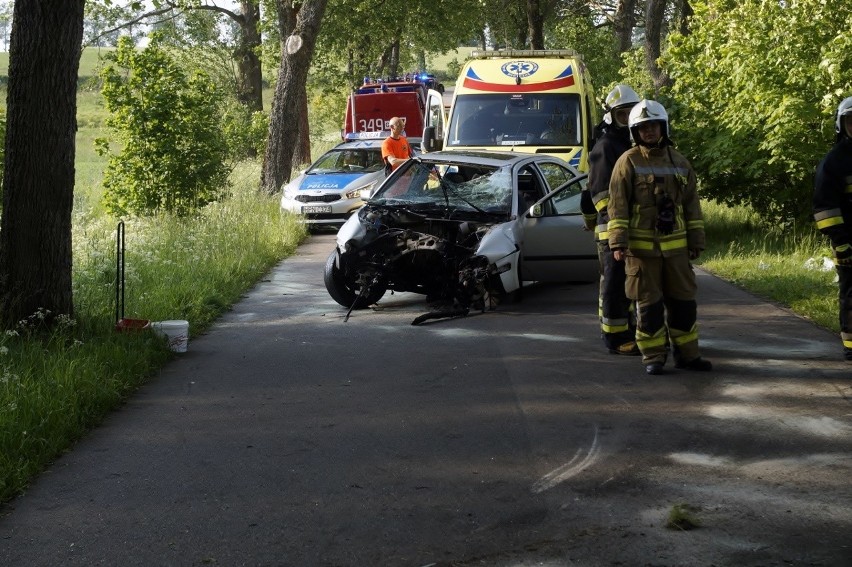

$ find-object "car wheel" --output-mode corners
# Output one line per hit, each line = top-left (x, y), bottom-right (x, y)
(324, 250), (387, 309)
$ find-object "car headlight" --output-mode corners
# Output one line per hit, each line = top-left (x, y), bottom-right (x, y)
(282, 181), (299, 200)
(345, 181), (376, 200)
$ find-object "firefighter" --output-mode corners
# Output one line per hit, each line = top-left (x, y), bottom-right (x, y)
(582, 84), (641, 355)
(813, 95), (852, 361)
(607, 100), (712, 375)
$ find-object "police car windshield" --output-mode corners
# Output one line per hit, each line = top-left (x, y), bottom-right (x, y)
(446, 93), (582, 147)
(307, 148), (383, 174)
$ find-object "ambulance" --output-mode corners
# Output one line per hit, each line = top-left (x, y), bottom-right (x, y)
(422, 49), (599, 171)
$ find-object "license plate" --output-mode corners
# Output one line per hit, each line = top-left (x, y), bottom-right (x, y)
(303, 205), (332, 214)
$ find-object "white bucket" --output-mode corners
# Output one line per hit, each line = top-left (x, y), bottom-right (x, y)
(151, 320), (189, 353)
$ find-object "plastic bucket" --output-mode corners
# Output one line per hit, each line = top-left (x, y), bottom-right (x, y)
(151, 320), (189, 353)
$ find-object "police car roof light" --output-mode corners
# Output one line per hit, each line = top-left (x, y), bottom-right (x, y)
(344, 131), (392, 141)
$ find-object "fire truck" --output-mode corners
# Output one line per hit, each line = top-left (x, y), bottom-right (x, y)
(342, 74), (444, 142)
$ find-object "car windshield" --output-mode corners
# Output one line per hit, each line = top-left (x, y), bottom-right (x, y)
(369, 160), (511, 216)
(446, 93), (582, 147)
(307, 148), (383, 174)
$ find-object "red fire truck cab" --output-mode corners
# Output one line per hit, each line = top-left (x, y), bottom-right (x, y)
(342, 77), (431, 141)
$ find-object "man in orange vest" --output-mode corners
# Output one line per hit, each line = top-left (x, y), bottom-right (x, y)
(382, 116), (413, 172)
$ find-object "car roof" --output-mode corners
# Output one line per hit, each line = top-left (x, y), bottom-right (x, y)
(414, 149), (570, 168)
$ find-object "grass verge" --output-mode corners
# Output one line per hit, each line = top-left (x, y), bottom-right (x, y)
(699, 200), (838, 332)
(0, 162), (307, 502)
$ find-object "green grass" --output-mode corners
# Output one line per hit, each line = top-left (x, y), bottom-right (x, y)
(666, 503), (701, 530)
(0, 46), (109, 81)
(698, 200), (838, 332)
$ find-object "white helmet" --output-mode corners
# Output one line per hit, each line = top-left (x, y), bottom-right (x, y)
(602, 84), (641, 126)
(835, 96), (852, 136)
(628, 99), (670, 143)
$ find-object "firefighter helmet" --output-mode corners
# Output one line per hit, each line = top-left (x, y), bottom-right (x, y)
(836, 96), (852, 136)
(602, 85), (640, 126)
(628, 99), (670, 143)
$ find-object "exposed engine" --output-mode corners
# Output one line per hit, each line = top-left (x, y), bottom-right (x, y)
(338, 204), (499, 321)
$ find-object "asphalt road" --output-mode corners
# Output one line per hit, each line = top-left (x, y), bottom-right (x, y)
(1, 233), (850, 566)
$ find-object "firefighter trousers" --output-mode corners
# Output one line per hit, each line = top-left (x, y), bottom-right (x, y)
(838, 264), (852, 360)
(624, 253), (700, 365)
(597, 241), (635, 350)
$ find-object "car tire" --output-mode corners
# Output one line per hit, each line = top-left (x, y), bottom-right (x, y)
(324, 250), (386, 309)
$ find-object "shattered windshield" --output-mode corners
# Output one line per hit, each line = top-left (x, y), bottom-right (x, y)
(370, 160), (511, 215)
(307, 148), (383, 174)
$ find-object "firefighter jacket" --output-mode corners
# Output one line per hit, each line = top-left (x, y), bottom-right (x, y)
(607, 143), (705, 257)
(586, 126), (633, 242)
(813, 137), (852, 258)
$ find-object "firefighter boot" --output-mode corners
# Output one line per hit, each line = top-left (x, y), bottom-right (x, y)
(674, 357), (713, 371)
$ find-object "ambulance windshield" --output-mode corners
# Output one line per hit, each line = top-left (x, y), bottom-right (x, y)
(446, 93), (582, 148)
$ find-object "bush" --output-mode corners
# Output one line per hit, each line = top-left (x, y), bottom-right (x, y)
(97, 35), (233, 217)
(665, 0), (852, 224)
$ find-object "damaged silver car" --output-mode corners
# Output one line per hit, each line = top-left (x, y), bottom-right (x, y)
(324, 150), (598, 322)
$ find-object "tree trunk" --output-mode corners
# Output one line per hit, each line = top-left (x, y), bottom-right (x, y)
(261, 0), (328, 194)
(527, 0), (544, 49)
(387, 37), (401, 77)
(0, 0), (84, 329)
(235, 0), (263, 113)
(293, 88), (312, 167)
(679, 0), (693, 36)
(614, 0), (637, 53)
(645, 0), (672, 93)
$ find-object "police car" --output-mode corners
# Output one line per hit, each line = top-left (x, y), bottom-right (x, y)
(280, 134), (388, 229)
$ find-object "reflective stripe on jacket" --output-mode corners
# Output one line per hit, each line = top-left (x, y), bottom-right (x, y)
(813, 138), (852, 255)
(606, 144), (705, 257)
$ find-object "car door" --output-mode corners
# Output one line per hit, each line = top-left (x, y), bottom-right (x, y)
(421, 89), (446, 152)
(517, 173), (599, 283)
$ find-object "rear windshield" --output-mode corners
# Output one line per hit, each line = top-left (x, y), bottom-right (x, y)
(446, 93), (582, 148)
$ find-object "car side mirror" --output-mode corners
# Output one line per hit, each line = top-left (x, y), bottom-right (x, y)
(528, 203), (543, 218)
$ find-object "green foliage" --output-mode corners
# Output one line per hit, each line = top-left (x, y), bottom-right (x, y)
(308, 83), (349, 139)
(665, 0), (852, 224)
(614, 47), (660, 101)
(551, 7), (622, 91)
(312, 0), (483, 90)
(221, 102), (269, 160)
(446, 57), (462, 80)
(97, 35), (233, 217)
